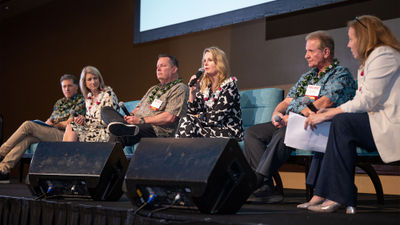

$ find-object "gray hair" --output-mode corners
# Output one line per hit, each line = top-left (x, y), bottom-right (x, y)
(305, 30), (335, 58)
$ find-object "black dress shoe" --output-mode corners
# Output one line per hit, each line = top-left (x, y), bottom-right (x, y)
(248, 184), (283, 204)
(107, 122), (139, 136)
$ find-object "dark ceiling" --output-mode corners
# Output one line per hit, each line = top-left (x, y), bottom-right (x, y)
(0, 0), (55, 22)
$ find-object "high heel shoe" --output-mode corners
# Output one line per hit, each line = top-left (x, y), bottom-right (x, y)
(308, 201), (341, 213)
(297, 199), (325, 209)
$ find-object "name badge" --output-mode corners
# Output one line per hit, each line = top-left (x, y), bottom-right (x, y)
(305, 85), (321, 100)
(150, 99), (163, 111)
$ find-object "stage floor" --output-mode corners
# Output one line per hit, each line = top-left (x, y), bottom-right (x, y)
(1, 183), (399, 225)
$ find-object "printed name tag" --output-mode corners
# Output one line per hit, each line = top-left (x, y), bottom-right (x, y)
(150, 99), (163, 111)
(305, 85), (321, 100)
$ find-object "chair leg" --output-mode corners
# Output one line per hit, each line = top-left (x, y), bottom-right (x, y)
(273, 172), (284, 195)
(356, 162), (384, 204)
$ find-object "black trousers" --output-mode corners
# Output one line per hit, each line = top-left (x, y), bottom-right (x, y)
(243, 122), (293, 187)
(314, 113), (378, 207)
(100, 107), (156, 146)
(306, 152), (324, 187)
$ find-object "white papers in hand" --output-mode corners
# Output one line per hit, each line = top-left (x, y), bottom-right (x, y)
(284, 112), (331, 153)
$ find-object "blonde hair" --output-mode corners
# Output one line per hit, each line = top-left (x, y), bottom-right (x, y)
(79, 66), (105, 98)
(348, 15), (400, 65)
(200, 47), (231, 93)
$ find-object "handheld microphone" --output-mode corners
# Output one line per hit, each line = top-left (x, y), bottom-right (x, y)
(189, 68), (205, 87)
(302, 97), (318, 113)
(119, 101), (131, 116)
(273, 114), (282, 122)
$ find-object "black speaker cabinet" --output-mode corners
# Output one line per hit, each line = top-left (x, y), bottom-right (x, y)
(28, 142), (128, 201)
(124, 138), (256, 214)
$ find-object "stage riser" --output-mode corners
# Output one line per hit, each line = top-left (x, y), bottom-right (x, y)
(0, 196), (131, 225)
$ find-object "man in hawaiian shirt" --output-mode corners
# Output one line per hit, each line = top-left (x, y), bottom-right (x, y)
(0, 74), (85, 182)
(104, 54), (189, 146)
(244, 31), (357, 203)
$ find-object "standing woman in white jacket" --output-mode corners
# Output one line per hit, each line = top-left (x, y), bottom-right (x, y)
(302, 15), (400, 214)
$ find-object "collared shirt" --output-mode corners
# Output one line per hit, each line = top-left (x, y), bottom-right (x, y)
(49, 93), (85, 124)
(135, 82), (189, 137)
(286, 65), (357, 114)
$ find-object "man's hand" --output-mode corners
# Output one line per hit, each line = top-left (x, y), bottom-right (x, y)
(74, 115), (86, 125)
(124, 115), (140, 124)
(271, 112), (287, 128)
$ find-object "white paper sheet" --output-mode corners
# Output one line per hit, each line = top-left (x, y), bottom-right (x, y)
(284, 112), (331, 153)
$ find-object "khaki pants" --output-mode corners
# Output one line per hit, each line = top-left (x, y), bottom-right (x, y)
(0, 121), (64, 173)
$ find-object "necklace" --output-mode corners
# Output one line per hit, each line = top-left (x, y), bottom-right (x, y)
(87, 93), (101, 110)
(295, 59), (339, 97)
(203, 77), (236, 108)
(149, 78), (183, 103)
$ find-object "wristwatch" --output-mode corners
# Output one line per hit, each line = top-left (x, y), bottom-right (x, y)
(139, 117), (145, 124)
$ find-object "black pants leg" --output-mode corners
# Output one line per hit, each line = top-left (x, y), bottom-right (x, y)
(120, 124), (156, 146)
(100, 106), (157, 146)
(314, 113), (378, 207)
(244, 122), (277, 172)
(306, 152), (324, 187)
(256, 125), (293, 179)
(244, 122), (293, 187)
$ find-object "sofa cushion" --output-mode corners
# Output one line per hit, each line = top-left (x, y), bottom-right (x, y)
(240, 88), (284, 131)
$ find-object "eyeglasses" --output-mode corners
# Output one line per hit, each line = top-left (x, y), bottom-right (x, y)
(355, 17), (367, 29)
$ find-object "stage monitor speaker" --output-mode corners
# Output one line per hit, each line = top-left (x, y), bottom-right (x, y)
(28, 142), (128, 201)
(124, 138), (256, 214)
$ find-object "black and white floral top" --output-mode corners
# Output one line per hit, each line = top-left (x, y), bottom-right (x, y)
(71, 86), (118, 142)
(176, 77), (244, 139)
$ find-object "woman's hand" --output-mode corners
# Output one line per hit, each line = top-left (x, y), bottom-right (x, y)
(304, 107), (342, 131)
(304, 113), (327, 131)
(188, 75), (200, 103)
(74, 115), (86, 125)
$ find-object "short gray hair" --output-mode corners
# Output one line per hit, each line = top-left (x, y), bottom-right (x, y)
(305, 30), (335, 58)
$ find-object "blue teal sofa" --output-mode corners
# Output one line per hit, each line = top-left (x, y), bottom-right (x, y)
(21, 88), (388, 204)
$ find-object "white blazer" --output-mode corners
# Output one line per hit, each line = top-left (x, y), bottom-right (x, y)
(340, 46), (400, 163)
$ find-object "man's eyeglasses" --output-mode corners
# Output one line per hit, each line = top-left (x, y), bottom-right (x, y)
(355, 17), (367, 29)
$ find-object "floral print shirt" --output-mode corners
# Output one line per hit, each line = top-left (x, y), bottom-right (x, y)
(71, 86), (118, 142)
(49, 93), (85, 124)
(286, 66), (357, 114)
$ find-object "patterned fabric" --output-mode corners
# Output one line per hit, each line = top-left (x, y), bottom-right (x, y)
(286, 66), (357, 114)
(135, 82), (189, 137)
(71, 86), (118, 142)
(49, 94), (85, 124)
(176, 77), (244, 140)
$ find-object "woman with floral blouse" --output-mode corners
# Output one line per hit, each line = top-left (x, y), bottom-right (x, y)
(176, 47), (243, 139)
(63, 66), (119, 142)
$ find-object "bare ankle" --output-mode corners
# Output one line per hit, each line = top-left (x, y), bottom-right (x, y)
(310, 195), (325, 203)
